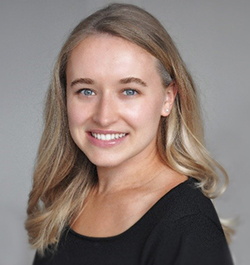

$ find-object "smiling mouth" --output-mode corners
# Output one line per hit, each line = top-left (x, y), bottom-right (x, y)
(90, 132), (127, 141)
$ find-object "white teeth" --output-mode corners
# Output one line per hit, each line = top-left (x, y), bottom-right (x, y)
(91, 133), (126, 141)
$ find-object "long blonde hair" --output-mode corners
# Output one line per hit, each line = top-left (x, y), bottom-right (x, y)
(26, 3), (233, 254)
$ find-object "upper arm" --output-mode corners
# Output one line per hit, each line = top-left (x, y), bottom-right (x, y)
(174, 214), (233, 265)
(140, 214), (234, 265)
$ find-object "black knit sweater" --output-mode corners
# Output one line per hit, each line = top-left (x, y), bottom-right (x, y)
(33, 178), (233, 265)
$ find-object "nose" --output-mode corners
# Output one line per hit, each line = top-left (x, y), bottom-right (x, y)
(92, 93), (118, 127)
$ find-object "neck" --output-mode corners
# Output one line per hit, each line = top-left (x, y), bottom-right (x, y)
(95, 149), (169, 195)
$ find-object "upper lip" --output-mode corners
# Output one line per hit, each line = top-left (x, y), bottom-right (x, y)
(88, 130), (128, 134)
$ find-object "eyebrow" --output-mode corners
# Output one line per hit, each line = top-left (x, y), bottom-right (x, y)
(70, 78), (94, 87)
(119, 77), (147, 87)
(70, 77), (147, 87)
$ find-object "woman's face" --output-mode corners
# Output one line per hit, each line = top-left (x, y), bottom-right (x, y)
(66, 34), (173, 169)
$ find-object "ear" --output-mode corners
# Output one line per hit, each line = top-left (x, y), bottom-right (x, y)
(161, 82), (177, 117)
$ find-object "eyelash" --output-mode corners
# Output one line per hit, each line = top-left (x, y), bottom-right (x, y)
(77, 88), (139, 97)
(122, 89), (139, 96)
(78, 89), (95, 96)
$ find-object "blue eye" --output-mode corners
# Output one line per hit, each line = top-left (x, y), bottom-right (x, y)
(80, 89), (95, 96)
(123, 89), (138, 96)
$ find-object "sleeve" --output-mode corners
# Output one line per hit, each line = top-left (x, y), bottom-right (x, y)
(140, 213), (234, 265)
(32, 251), (53, 265)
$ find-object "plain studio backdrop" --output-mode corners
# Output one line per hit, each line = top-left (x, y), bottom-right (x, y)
(0, 0), (249, 264)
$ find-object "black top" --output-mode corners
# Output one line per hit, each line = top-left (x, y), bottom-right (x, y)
(33, 178), (233, 265)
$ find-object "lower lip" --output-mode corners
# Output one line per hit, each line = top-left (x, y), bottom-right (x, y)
(87, 132), (128, 148)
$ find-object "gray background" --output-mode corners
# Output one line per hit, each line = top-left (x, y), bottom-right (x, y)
(0, 0), (249, 264)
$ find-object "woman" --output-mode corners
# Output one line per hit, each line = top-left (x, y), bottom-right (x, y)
(26, 3), (234, 264)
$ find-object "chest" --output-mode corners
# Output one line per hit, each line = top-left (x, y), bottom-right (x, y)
(71, 191), (162, 238)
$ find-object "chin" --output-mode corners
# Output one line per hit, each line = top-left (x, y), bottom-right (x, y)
(88, 156), (126, 169)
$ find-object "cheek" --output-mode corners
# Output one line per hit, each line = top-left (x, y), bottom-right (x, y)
(124, 99), (163, 128)
(67, 102), (86, 129)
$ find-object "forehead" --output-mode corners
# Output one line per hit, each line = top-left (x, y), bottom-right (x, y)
(67, 34), (159, 77)
(70, 34), (154, 60)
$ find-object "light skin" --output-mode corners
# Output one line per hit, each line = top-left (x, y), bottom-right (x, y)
(66, 34), (187, 237)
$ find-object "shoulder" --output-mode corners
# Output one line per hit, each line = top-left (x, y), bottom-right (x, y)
(143, 177), (226, 245)
(140, 178), (233, 264)
(160, 177), (222, 228)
